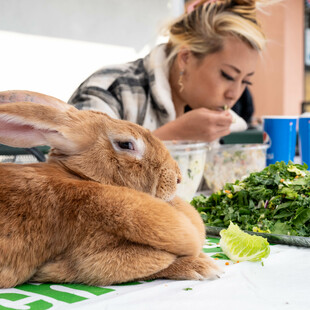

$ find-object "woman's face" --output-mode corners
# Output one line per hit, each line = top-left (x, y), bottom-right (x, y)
(178, 36), (259, 111)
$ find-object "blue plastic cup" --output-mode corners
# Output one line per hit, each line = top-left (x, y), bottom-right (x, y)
(263, 116), (297, 166)
(298, 114), (310, 169)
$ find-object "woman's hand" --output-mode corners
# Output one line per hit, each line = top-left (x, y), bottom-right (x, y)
(153, 108), (232, 142)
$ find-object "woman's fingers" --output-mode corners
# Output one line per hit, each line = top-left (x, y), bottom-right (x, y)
(153, 108), (233, 142)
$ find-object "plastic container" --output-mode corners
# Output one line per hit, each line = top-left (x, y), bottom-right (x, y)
(164, 141), (208, 201)
(204, 143), (268, 193)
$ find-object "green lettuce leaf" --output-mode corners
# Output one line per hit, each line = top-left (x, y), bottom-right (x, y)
(219, 222), (270, 262)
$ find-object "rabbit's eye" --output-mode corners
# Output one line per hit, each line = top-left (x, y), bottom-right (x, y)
(109, 135), (144, 160)
(117, 141), (134, 150)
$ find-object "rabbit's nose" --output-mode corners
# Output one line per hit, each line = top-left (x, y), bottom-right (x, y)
(177, 173), (182, 184)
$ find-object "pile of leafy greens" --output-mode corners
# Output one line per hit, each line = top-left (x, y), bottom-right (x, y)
(191, 161), (310, 237)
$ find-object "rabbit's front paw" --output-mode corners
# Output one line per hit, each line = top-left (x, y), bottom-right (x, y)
(144, 253), (223, 281)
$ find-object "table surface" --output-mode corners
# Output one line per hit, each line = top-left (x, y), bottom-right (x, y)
(0, 237), (309, 310)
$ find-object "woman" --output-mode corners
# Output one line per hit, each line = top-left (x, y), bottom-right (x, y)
(68, 0), (269, 142)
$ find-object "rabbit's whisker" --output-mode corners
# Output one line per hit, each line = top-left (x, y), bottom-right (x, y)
(117, 169), (126, 186)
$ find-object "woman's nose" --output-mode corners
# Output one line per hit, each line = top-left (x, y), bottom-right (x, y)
(225, 85), (244, 104)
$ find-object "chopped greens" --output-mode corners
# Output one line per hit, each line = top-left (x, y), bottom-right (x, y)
(191, 161), (310, 237)
(211, 253), (230, 260)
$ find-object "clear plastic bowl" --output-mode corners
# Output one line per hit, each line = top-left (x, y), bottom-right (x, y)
(204, 143), (268, 193)
(164, 140), (208, 201)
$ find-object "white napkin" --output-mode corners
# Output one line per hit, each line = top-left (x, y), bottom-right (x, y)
(229, 109), (248, 132)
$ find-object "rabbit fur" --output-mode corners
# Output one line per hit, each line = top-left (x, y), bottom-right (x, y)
(0, 90), (222, 288)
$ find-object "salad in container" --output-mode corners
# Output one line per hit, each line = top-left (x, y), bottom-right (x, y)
(164, 140), (208, 201)
(204, 143), (268, 192)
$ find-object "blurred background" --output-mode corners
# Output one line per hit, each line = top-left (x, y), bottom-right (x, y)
(0, 0), (308, 118)
(0, 0), (183, 101)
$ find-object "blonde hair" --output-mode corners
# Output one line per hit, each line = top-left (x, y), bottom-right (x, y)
(165, 0), (275, 65)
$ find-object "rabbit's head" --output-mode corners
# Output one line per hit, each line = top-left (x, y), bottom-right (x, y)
(0, 90), (181, 201)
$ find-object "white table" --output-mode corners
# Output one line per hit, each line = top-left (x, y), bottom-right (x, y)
(0, 237), (309, 310)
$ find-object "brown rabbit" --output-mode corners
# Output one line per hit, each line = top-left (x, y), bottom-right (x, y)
(0, 90), (221, 288)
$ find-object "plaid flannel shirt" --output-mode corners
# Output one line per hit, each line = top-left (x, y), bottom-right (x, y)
(68, 44), (176, 131)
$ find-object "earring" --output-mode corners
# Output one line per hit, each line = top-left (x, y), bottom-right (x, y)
(178, 70), (184, 93)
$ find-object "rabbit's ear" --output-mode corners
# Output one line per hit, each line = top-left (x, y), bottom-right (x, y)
(0, 90), (70, 112)
(0, 101), (80, 152)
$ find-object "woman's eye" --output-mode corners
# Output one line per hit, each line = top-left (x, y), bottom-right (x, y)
(242, 80), (253, 86)
(221, 70), (234, 81)
(117, 141), (134, 150)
